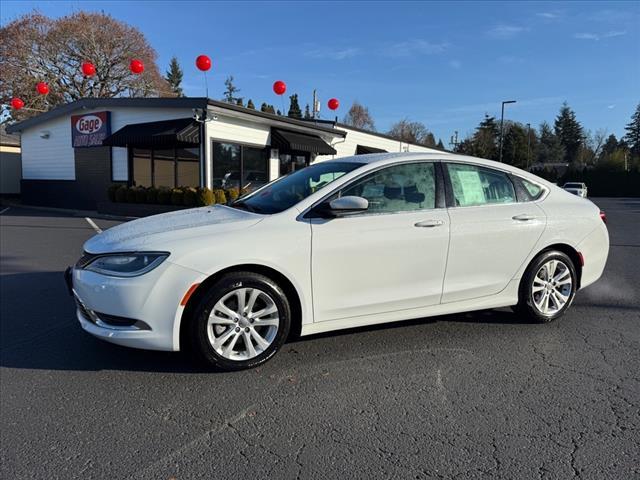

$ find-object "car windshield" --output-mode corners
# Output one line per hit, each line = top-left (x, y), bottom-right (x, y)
(232, 161), (364, 214)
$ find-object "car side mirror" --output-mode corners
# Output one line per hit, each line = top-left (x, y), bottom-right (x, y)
(310, 195), (369, 218)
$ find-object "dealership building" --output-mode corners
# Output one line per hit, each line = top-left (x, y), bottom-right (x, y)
(6, 97), (444, 210)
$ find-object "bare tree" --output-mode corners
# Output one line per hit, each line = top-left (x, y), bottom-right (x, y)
(387, 119), (436, 147)
(342, 101), (375, 131)
(581, 128), (608, 166)
(1, 11), (171, 122)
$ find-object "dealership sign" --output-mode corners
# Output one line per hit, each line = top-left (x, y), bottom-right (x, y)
(71, 111), (111, 148)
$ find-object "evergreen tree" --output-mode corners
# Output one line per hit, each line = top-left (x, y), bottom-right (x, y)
(236, 98), (244, 107)
(436, 139), (445, 150)
(276, 109), (282, 116)
(501, 122), (529, 168)
(260, 102), (276, 114)
(554, 102), (584, 166)
(304, 104), (311, 119)
(601, 134), (619, 158)
(623, 103), (640, 158)
(287, 94), (302, 119)
(537, 121), (565, 164)
(247, 99), (255, 109)
(472, 114), (500, 160)
(164, 56), (184, 97)
(223, 76), (242, 104)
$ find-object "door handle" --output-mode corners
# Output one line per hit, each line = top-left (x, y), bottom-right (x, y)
(414, 219), (444, 228)
(512, 214), (536, 221)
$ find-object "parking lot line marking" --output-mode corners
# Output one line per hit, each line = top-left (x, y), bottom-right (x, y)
(0, 207), (10, 215)
(85, 217), (103, 233)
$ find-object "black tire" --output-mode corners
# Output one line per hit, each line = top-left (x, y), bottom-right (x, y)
(514, 250), (577, 323)
(187, 271), (291, 371)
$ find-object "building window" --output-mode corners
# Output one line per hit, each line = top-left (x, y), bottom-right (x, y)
(132, 148), (152, 187)
(212, 141), (268, 192)
(130, 147), (200, 188)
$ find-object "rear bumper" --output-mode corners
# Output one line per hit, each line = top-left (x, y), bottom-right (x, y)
(577, 223), (609, 289)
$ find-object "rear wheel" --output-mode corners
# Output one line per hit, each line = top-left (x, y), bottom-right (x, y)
(187, 272), (291, 371)
(515, 251), (577, 323)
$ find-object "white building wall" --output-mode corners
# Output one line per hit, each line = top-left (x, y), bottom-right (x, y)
(21, 115), (76, 180)
(316, 126), (445, 163)
(20, 107), (194, 181)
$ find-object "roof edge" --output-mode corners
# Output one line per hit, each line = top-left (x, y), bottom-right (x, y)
(6, 97), (209, 134)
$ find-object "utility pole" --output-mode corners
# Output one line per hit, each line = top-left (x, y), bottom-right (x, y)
(526, 123), (531, 170)
(449, 130), (459, 150)
(499, 100), (516, 162)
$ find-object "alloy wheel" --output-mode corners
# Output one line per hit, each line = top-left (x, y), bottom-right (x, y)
(531, 259), (573, 315)
(207, 287), (280, 360)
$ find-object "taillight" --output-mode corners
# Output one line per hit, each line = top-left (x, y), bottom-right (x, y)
(599, 211), (607, 224)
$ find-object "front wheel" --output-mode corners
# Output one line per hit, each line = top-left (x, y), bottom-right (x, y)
(515, 251), (577, 323)
(187, 272), (291, 371)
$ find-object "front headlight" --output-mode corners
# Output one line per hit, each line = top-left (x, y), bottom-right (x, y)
(83, 252), (169, 277)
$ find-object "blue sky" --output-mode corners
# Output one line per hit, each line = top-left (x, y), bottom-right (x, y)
(2, 1), (639, 144)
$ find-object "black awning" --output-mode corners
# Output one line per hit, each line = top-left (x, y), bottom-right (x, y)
(270, 128), (336, 155)
(102, 118), (200, 148)
(356, 145), (388, 155)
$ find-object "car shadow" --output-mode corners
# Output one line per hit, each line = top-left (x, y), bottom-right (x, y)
(1, 270), (541, 373)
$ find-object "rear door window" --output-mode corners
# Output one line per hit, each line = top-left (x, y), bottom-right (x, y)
(446, 163), (516, 207)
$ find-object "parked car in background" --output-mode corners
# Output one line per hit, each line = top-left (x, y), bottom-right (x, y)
(66, 153), (609, 371)
(563, 182), (588, 197)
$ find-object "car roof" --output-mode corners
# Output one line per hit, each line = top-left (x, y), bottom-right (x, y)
(324, 152), (556, 189)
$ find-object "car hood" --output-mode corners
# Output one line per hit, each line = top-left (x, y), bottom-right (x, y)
(84, 205), (264, 253)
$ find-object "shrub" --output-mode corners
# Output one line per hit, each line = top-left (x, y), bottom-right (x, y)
(183, 187), (198, 207)
(145, 187), (158, 204)
(214, 188), (228, 205)
(125, 186), (137, 203)
(170, 188), (184, 206)
(114, 185), (128, 203)
(157, 187), (172, 205)
(107, 184), (122, 202)
(196, 187), (214, 206)
(225, 187), (238, 203)
(134, 187), (147, 203)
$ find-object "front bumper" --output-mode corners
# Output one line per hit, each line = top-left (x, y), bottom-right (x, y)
(67, 260), (205, 351)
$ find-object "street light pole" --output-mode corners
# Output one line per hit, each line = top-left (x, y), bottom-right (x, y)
(499, 100), (516, 163)
(526, 123), (531, 170)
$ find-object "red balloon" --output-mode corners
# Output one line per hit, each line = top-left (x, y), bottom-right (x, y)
(82, 62), (96, 76)
(196, 55), (212, 72)
(273, 80), (287, 95)
(36, 82), (49, 95)
(129, 59), (144, 74)
(11, 97), (24, 110)
(328, 98), (340, 110)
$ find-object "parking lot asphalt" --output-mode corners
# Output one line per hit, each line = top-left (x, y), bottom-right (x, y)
(1, 198), (638, 480)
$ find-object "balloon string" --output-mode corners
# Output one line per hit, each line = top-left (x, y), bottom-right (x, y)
(204, 72), (209, 98)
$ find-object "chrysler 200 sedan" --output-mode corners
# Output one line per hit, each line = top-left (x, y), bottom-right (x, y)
(67, 153), (609, 371)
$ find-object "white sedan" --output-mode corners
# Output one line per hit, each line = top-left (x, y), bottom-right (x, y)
(67, 153), (609, 370)
(563, 182), (588, 198)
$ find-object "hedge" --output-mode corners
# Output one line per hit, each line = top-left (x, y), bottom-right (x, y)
(107, 185), (235, 207)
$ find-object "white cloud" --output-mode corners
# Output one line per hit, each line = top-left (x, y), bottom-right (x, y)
(607, 104), (616, 109)
(487, 24), (528, 39)
(448, 59), (462, 69)
(574, 30), (627, 41)
(536, 12), (561, 19)
(381, 39), (449, 57)
(304, 47), (361, 60)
